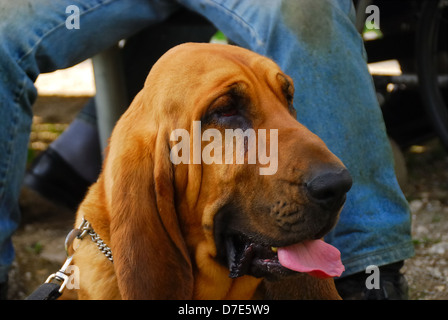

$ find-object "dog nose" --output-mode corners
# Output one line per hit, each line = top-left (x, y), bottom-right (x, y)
(306, 167), (352, 209)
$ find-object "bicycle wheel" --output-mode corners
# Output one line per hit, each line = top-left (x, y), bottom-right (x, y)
(416, 0), (448, 150)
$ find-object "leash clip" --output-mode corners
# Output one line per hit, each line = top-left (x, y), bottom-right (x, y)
(44, 218), (89, 294)
(44, 256), (73, 293)
(27, 218), (97, 299)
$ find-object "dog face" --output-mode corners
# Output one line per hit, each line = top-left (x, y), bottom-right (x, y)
(154, 44), (352, 281)
(87, 43), (352, 299)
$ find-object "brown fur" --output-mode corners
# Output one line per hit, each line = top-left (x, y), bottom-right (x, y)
(68, 43), (345, 300)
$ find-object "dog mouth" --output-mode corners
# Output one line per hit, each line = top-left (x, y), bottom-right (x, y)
(225, 233), (290, 279)
(223, 232), (345, 280)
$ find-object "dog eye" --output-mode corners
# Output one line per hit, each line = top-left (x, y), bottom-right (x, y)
(220, 107), (238, 117)
(203, 94), (251, 129)
(215, 104), (239, 118)
(210, 95), (240, 118)
(222, 110), (237, 117)
(202, 83), (252, 129)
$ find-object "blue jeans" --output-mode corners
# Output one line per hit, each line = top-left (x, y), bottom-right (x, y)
(0, 0), (414, 283)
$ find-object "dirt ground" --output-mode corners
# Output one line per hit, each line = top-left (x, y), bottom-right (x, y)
(6, 95), (448, 300)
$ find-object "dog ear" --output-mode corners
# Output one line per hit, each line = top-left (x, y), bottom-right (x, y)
(106, 97), (193, 299)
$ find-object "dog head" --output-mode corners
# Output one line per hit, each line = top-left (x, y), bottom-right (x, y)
(103, 43), (351, 299)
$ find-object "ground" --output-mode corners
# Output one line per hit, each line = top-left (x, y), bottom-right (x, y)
(400, 139), (448, 300)
(6, 92), (448, 300)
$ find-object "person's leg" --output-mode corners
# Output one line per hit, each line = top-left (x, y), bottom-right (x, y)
(25, 99), (102, 208)
(51, 99), (101, 183)
(179, 0), (414, 283)
(0, 0), (179, 294)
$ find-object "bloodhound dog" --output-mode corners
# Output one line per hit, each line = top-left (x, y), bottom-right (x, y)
(69, 43), (352, 300)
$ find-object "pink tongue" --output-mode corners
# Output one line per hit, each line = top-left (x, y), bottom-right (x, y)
(277, 240), (344, 278)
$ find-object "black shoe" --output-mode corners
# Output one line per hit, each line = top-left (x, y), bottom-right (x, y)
(24, 148), (91, 210)
(0, 279), (8, 300)
(335, 261), (409, 300)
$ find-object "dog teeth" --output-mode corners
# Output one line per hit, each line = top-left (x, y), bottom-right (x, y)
(271, 247), (278, 253)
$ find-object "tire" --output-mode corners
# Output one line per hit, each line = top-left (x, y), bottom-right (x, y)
(416, 0), (448, 150)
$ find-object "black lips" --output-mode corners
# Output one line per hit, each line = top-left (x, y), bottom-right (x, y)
(224, 234), (295, 279)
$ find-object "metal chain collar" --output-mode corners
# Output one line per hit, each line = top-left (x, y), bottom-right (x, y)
(77, 218), (114, 262)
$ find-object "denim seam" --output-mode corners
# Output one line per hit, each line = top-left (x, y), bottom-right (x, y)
(16, 0), (118, 68)
(326, 0), (353, 23)
(203, 0), (265, 50)
(326, 0), (366, 60)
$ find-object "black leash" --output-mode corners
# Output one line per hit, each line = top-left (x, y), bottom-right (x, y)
(26, 283), (62, 300)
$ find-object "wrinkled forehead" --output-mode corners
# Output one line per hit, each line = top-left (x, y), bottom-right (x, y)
(146, 43), (282, 89)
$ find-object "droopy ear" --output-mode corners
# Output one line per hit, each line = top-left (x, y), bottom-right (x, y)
(106, 106), (193, 299)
